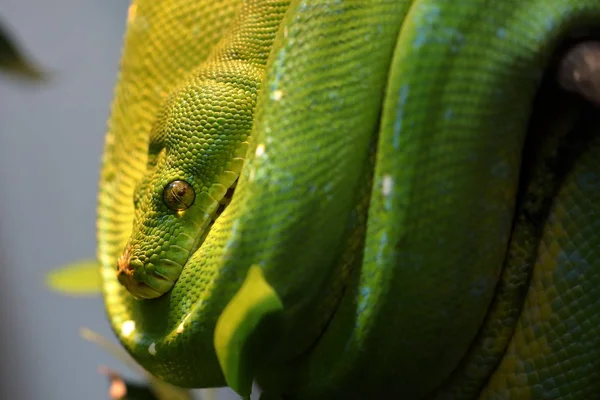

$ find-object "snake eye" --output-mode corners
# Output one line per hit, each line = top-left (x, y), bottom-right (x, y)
(163, 180), (195, 211)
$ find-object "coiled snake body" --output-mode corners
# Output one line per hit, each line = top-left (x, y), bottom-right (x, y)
(99, 0), (600, 398)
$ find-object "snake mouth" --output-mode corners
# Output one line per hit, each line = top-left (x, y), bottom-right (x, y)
(118, 276), (163, 299)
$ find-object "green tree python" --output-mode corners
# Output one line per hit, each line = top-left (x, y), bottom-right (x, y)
(95, 0), (600, 398)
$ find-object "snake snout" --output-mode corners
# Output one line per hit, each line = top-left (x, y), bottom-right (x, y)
(116, 246), (176, 299)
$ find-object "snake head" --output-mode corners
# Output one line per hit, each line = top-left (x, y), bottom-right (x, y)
(115, 175), (212, 299)
(116, 168), (242, 299)
(115, 79), (252, 300)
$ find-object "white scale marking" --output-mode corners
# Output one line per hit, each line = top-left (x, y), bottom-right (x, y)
(121, 320), (136, 337)
(256, 144), (265, 157)
(382, 175), (393, 196)
(272, 90), (283, 101)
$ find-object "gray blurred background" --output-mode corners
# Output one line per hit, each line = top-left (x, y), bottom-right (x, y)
(0, 1), (239, 399)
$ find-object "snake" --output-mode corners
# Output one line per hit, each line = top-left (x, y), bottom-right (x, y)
(97, 0), (600, 398)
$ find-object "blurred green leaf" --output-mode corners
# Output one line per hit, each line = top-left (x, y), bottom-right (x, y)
(0, 17), (46, 80)
(46, 259), (102, 295)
